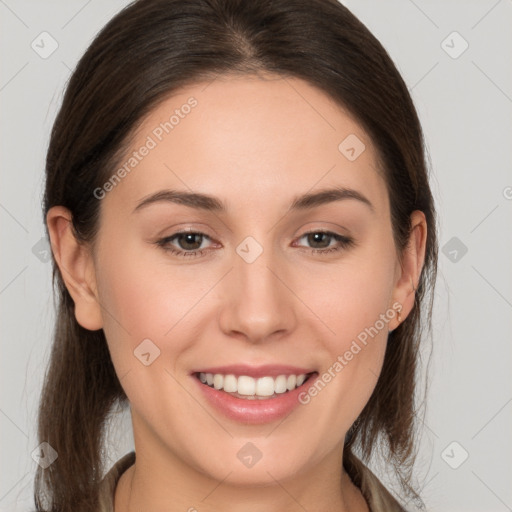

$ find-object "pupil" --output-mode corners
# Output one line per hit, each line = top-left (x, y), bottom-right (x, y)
(181, 233), (201, 250)
(310, 233), (329, 248)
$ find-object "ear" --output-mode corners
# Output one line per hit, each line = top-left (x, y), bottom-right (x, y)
(389, 210), (427, 330)
(46, 206), (103, 331)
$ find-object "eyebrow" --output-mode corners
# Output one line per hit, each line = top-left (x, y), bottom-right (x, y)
(132, 186), (374, 214)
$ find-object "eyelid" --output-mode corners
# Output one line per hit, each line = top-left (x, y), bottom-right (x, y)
(293, 230), (354, 250)
(154, 223), (218, 239)
(155, 230), (217, 250)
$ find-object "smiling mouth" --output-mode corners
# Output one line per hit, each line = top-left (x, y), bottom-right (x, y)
(194, 371), (317, 400)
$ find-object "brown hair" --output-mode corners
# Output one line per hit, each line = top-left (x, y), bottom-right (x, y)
(36, 0), (437, 510)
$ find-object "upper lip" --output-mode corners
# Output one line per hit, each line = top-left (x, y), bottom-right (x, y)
(191, 365), (317, 378)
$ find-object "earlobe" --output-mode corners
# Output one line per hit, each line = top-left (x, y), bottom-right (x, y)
(46, 206), (103, 331)
(390, 210), (427, 329)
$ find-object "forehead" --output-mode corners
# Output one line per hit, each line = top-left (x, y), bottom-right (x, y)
(104, 74), (388, 216)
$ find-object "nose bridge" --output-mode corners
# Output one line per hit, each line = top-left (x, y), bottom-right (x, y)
(238, 242), (279, 300)
(218, 235), (296, 342)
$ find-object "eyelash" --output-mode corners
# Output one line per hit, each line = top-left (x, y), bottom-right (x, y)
(155, 230), (354, 258)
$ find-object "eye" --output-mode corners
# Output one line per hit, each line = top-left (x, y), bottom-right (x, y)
(156, 231), (215, 258)
(155, 229), (354, 259)
(294, 230), (354, 255)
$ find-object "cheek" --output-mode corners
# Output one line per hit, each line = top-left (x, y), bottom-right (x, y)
(94, 244), (198, 421)
(302, 236), (397, 345)
(93, 239), (173, 366)
(95, 228), (177, 331)
(300, 239), (397, 418)
(94, 236), (224, 381)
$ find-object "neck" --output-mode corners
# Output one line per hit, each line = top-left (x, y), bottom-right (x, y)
(114, 448), (369, 512)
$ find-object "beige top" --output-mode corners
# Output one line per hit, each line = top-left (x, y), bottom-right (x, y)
(98, 451), (407, 511)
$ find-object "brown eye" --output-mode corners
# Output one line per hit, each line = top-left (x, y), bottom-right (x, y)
(173, 233), (204, 251)
(306, 232), (332, 249)
(296, 231), (354, 255)
(156, 231), (213, 257)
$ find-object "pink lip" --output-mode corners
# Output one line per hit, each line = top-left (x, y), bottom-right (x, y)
(190, 364), (315, 378)
(192, 372), (318, 425)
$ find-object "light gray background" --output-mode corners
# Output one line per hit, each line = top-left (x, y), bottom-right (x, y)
(1, 1), (511, 511)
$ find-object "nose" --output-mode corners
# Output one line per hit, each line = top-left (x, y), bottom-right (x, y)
(217, 244), (297, 344)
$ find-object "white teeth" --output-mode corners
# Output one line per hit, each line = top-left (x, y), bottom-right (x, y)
(274, 375), (288, 394)
(223, 374), (238, 393)
(198, 372), (310, 397)
(237, 375), (256, 395)
(213, 374), (223, 390)
(296, 374), (306, 386)
(255, 376), (275, 396)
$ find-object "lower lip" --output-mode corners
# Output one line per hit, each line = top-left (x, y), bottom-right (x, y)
(193, 374), (318, 425)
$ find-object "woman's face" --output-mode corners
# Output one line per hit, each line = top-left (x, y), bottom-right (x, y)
(84, 74), (413, 485)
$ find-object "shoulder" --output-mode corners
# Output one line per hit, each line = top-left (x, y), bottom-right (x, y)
(344, 451), (409, 512)
(98, 451), (136, 512)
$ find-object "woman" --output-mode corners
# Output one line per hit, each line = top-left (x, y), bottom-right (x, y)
(35, 0), (438, 510)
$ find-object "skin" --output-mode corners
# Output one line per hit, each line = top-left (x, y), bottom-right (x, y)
(47, 73), (427, 512)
